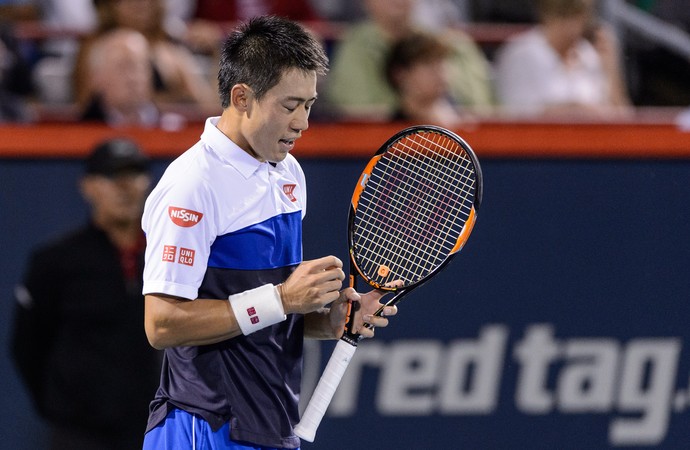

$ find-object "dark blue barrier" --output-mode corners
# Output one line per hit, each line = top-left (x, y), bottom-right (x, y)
(300, 159), (690, 450)
(2, 158), (689, 449)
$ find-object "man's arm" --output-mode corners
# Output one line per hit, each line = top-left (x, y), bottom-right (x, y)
(145, 256), (346, 349)
(145, 294), (241, 349)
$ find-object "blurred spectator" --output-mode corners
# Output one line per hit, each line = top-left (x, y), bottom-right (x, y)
(10, 138), (161, 450)
(7, 0), (99, 104)
(73, 0), (219, 117)
(312, 0), (470, 26)
(0, 22), (34, 122)
(494, 0), (631, 117)
(385, 30), (468, 127)
(4, 0), (215, 106)
(33, 0), (96, 104)
(325, 0), (493, 121)
(80, 29), (161, 127)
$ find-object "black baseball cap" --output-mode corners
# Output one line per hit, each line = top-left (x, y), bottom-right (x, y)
(85, 138), (150, 176)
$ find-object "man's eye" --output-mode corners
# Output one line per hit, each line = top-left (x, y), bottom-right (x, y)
(284, 105), (296, 112)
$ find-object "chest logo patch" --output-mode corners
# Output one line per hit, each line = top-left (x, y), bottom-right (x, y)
(168, 206), (203, 227)
(283, 184), (297, 202)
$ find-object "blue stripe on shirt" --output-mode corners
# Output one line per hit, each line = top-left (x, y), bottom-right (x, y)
(207, 211), (302, 270)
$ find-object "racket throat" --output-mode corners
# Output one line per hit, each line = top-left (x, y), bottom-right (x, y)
(341, 300), (362, 345)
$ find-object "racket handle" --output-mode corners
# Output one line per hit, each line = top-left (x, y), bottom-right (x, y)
(294, 339), (357, 442)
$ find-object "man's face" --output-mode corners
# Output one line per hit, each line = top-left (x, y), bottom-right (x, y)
(81, 172), (151, 226)
(238, 68), (317, 163)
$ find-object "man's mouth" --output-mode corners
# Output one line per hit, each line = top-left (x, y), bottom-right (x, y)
(279, 138), (297, 151)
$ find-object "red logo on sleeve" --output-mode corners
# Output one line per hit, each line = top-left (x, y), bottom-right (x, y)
(168, 206), (203, 227)
(178, 248), (195, 266)
(247, 306), (259, 324)
(162, 245), (177, 262)
(282, 184), (297, 202)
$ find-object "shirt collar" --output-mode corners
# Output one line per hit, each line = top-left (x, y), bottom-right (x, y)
(200, 116), (284, 179)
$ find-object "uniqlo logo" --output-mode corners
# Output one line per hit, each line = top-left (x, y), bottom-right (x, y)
(283, 184), (297, 202)
(247, 306), (259, 324)
(178, 248), (195, 266)
(162, 245), (177, 262)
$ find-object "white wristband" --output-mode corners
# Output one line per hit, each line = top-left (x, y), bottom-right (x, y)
(228, 284), (286, 335)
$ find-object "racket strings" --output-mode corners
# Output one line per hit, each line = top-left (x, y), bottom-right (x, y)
(353, 131), (476, 286)
(356, 189), (462, 284)
(358, 140), (468, 277)
(390, 135), (475, 226)
(402, 134), (477, 205)
(396, 134), (476, 199)
(383, 133), (474, 279)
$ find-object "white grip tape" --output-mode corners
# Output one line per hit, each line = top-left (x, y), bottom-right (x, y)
(294, 340), (357, 442)
(228, 284), (286, 335)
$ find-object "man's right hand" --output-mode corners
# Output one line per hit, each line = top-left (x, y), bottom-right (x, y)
(278, 256), (345, 314)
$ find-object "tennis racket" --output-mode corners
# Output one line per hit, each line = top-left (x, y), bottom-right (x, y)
(294, 125), (483, 442)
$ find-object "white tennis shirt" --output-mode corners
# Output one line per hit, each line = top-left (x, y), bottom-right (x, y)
(142, 116), (307, 300)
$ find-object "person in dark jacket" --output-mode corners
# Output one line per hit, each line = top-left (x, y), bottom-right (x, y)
(10, 138), (161, 450)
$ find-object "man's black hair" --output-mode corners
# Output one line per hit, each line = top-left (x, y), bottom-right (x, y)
(217, 15), (329, 108)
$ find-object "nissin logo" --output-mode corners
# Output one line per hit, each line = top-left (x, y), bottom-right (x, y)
(168, 206), (203, 227)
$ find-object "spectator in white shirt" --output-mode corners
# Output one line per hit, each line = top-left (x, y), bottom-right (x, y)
(494, 0), (630, 118)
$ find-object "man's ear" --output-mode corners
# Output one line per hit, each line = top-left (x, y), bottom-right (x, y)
(230, 84), (253, 112)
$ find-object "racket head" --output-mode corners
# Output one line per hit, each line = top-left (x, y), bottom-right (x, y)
(348, 125), (483, 293)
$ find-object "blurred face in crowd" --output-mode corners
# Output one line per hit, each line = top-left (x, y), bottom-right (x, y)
(394, 57), (449, 104)
(81, 171), (152, 226)
(110, 0), (162, 33)
(545, 10), (594, 47)
(364, 0), (414, 30)
(539, 0), (596, 48)
(90, 29), (153, 114)
(386, 31), (452, 106)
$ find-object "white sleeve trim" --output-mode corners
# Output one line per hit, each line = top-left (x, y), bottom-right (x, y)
(143, 280), (199, 301)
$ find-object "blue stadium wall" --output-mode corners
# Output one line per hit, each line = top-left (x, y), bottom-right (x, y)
(1, 157), (689, 449)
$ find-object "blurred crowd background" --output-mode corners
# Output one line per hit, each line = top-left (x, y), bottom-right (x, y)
(0, 0), (688, 129)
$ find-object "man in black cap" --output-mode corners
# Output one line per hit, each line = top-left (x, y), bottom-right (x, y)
(10, 138), (161, 450)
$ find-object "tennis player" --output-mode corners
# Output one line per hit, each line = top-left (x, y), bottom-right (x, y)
(141, 16), (396, 449)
